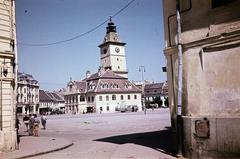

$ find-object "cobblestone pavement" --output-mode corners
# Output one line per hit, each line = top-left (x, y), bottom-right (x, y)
(5, 108), (177, 159)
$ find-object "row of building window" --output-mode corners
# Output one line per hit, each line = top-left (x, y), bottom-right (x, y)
(18, 87), (38, 94)
(66, 94), (138, 104)
(17, 96), (38, 103)
(99, 83), (132, 89)
(99, 94), (137, 101)
(100, 83), (119, 89)
(65, 95), (87, 103)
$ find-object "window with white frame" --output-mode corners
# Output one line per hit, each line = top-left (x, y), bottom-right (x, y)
(99, 96), (102, 101)
(112, 95), (116, 100)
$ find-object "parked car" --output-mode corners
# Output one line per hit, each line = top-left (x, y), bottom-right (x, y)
(119, 105), (138, 112)
(51, 109), (64, 115)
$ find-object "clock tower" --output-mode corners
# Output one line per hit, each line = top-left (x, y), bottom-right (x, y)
(98, 18), (128, 78)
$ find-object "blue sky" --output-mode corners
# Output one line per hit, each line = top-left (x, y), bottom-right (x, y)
(16, 0), (166, 91)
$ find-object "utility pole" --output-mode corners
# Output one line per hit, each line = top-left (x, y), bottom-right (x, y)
(139, 65), (146, 114)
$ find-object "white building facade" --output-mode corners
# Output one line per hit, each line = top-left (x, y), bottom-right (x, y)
(17, 73), (39, 115)
(65, 70), (142, 114)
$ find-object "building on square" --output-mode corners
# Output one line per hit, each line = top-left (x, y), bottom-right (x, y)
(144, 81), (168, 108)
(17, 72), (39, 115)
(64, 19), (142, 114)
(65, 69), (141, 114)
(39, 90), (64, 114)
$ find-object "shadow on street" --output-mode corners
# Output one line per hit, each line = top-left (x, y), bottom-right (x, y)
(94, 127), (177, 156)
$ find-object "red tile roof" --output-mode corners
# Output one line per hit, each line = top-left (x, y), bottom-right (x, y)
(66, 70), (141, 94)
(39, 90), (64, 102)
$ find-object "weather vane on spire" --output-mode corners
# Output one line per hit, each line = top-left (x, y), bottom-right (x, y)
(109, 16), (112, 22)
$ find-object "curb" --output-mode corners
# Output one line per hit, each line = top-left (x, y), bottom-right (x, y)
(15, 142), (74, 159)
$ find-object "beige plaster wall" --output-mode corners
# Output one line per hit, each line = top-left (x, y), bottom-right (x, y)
(163, 0), (240, 158)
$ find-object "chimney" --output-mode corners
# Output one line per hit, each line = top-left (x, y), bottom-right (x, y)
(98, 66), (105, 76)
(86, 70), (91, 78)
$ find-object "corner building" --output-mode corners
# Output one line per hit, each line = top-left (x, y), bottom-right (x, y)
(163, 0), (240, 158)
(0, 0), (17, 152)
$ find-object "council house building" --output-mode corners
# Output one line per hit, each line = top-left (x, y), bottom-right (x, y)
(64, 19), (142, 114)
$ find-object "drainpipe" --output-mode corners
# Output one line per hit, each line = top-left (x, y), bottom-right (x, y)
(176, 0), (183, 157)
(167, 0), (192, 47)
(12, 0), (18, 126)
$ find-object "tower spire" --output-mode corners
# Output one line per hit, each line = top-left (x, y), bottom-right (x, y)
(106, 16), (116, 34)
(98, 18), (128, 78)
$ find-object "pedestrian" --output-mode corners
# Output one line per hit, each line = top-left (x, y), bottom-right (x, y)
(28, 114), (35, 136)
(33, 114), (40, 137)
(152, 105), (154, 111)
(23, 114), (29, 132)
(41, 113), (47, 129)
(15, 117), (20, 149)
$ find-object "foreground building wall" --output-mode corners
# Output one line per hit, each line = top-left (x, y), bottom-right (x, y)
(163, 0), (240, 158)
(0, 0), (17, 152)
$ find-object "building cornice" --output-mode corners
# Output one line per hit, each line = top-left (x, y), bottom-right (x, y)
(0, 51), (14, 57)
(183, 29), (240, 50)
(164, 29), (240, 55)
(98, 41), (126, 48)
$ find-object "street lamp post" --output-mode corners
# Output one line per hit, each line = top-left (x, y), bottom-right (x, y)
(139, 65), (146, 114)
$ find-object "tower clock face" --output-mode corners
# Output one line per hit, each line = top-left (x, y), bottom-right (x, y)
(115, 47), (120, 53)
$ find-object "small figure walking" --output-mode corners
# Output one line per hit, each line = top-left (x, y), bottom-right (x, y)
(23, 115), (29, 132)
(41, 113), (47, 130)
(28, 114), (34, 136)
(15, 117), (21, 149)
(33, 114), (40, 137)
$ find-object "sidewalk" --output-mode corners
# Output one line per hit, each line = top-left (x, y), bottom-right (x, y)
(0, 136), (73, 159)
(111, 143), (177, 159)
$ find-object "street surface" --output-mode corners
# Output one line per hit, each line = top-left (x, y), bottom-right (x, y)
(21, 108), (175, 159)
